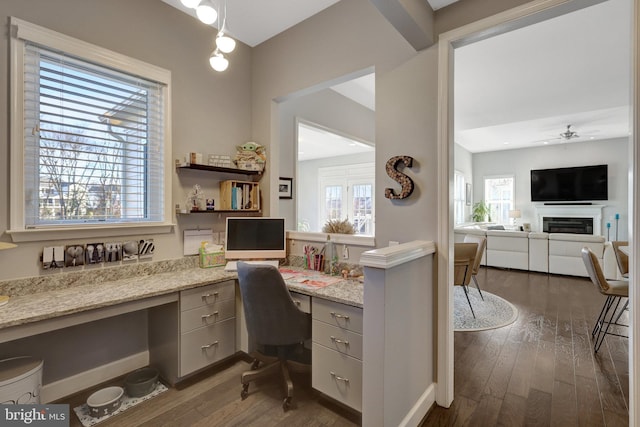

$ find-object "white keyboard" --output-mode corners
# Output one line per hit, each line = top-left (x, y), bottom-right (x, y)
(224, 260), (280, 272)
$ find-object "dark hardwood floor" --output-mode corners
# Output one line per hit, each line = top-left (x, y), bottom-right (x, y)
(60, 267), (628, 426)
(422, 267), (629, 427)
(61, 357), (360, 427)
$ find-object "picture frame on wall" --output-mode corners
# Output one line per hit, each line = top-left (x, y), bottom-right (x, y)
(465, 183), (472, 206)
(279, 177), (293, 199)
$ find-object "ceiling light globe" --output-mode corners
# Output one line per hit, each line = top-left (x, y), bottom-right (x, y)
(216, 34), (236, 53)
(209, 51), (229, 72)
(180, 0), (201, 8)
(196, 3), (218, 25)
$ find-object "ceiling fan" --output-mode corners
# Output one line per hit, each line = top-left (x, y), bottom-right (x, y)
(559, 124), (579, 140)
(531, 124), (596, 145)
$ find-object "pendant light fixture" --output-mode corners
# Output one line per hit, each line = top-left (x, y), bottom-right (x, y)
(195, 0), (217, 25)
(209, 49), (229, 72)
(180, 0), (200, 8)
(181, 0), (234, 73)
(215, 0), (236, 54)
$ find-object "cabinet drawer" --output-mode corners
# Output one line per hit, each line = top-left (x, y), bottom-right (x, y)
(180, 318), (235, 376)
(290, 292), (311, 314)
(312, 298), (363, 334)
(312, 343), (362, 412)
(180, 299), (235, 334)
(312, 320), (362, 360)
(181, 280), (235, 311)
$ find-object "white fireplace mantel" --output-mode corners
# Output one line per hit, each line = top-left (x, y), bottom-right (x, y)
(534, 204), (605, 235)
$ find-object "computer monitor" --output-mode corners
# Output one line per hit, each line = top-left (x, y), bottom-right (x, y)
(224, 217), (286, 260)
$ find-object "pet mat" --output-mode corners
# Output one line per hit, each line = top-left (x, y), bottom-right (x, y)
(73, 382), (168, 426)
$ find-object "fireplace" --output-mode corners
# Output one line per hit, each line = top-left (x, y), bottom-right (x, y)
(543, 216), (593, 234)
(535, 204), (604, 235)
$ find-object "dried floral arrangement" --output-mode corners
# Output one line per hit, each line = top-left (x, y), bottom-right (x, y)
(322, 218), (355, 234)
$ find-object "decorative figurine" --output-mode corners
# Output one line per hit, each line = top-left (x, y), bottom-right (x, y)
(186, 184), (203, 211)
(234, 142), (266, 171)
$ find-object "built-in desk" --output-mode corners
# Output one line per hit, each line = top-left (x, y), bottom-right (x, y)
(0, 265), (362, 407)
(0, 240), (436, 426)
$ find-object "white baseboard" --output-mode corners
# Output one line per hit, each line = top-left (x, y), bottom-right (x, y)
(398, 383), (436, 427)
(41, 351), (149, 403)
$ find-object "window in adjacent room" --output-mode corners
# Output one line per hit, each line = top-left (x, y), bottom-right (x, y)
(318, 165), (375, 235)
(296, 121), (375, 235)
(454, 171), (466, 224)
(9, 18), (171, 237)
(484, 176), (514, 224)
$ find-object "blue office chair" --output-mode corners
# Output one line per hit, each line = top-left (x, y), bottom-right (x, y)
(236, 262), (311, 410)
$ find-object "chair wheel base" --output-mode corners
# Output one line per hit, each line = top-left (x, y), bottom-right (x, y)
(283, 397), (292, 411)
(241, 384), (249, 400)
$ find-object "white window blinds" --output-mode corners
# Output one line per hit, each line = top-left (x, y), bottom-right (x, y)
(22, 42), (166, 227)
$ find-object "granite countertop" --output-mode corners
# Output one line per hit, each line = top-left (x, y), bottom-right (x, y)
(281, 267), (363, 308)
(0, 265), (363, 331)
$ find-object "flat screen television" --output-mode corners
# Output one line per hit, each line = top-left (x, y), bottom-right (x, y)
(224, 217), (286, 260)
(530, 164), (608, 202)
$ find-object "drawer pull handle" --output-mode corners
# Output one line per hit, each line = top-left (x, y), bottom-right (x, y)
(202, 292), (219, 301)
(330, 312), (350, 320)
(330, 372), (350, 383)
(201, 311), (219, 320)
(330, 336), (350, 346)
(201, 341), (219, 350)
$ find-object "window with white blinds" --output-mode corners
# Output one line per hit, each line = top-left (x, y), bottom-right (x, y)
(10, 18), (171, 236)
(23, 44), (164, 226)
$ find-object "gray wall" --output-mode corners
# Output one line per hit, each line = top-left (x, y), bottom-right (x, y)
(0, 0), (252, 281)
(277, 88), (376, 230)
(472, 138), (630, 238)
(250, 0), (441, 403)
(0, 0), (251, 382)
(0, 0), (573, 401)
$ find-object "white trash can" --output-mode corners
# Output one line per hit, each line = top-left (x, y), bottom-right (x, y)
(0, 356), (43, 404)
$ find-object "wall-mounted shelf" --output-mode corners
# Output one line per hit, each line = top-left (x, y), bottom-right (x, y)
(177, 163), (262, 177)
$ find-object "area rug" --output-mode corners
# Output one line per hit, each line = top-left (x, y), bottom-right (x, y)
(454, 286), (518, 332)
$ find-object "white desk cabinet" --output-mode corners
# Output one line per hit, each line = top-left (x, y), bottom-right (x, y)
(311, 298), (363, 412)
(150, 280), (236, 384)
(289, 291), (311, 314)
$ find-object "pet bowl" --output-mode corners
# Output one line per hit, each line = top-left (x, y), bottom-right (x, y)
(124, 367), (159, 398)
(86, 386), (123, 418)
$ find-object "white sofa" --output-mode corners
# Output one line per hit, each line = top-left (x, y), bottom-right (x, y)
(485, 230), (529, 270)
(528, 232), (549, 273)
(548, 233), (605, 277)
(454, 226), (619, 278)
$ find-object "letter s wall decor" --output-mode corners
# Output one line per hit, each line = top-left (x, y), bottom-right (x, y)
(384, 155), (414, 199)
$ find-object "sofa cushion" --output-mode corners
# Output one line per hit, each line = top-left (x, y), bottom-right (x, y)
(548, 233), (605, 243)
(454, 228), (487, 237)
(548, 233), (605, 277)
(528, 232), (549, 240)
(485, 230), (530, 238)
(529, 236), (549, 273)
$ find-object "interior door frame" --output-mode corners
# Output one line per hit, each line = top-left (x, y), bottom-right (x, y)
(436, 2), (639, 426)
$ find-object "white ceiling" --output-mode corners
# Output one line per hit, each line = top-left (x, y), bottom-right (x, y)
(455, 0), (632, 153)
(298, 122), (374, 161)
(161, 0), (459, 47)
(160, 0), (631, 155)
